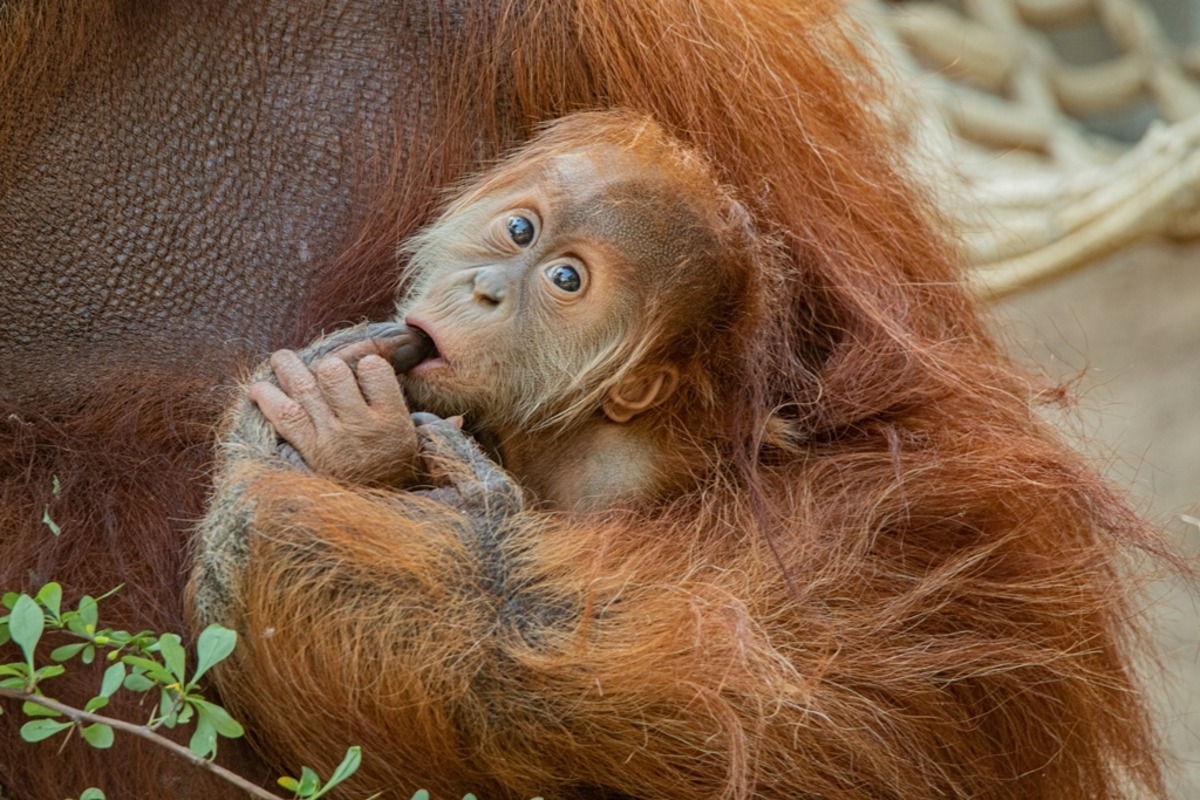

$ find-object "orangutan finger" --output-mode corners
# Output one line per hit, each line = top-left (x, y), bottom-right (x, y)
(355, 355), (410, 416)
(269, 349), (337, 431)
(249, 381), (319, 458)
(312, 356), (368, 420)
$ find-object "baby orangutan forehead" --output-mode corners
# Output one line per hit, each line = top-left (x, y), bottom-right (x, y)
(543, 149), (719, 272)
(558, 182), (711, 270)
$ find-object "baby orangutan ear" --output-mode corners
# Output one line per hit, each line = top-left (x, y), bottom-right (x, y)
(602, 365), (680, 424)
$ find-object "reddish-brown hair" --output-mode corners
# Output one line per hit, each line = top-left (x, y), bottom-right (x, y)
(1, 1), (1168, 798)
(221, 2), (1167, 796)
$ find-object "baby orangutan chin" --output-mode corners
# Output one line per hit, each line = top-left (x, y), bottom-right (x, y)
(248, 112), (764, 511)
(190, 110), (1162, 800)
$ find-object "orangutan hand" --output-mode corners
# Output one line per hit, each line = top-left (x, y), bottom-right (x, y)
(250, 347), (420, 487)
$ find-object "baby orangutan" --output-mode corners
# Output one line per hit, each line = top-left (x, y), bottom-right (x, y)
(248, 115), (763, 511)
(190, 110), (1160, 800)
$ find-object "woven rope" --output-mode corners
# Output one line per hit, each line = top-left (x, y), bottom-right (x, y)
(860, 0), (1200, 296)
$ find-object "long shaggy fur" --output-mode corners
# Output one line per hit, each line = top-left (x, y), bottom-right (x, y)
(1, 1), (1168, 798)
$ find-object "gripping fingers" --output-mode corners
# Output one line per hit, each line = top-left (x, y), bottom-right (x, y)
(356, 355), (409, 415)
(270, 350), (336, 431)
(320, 323), (436, 374)
(308, 323), (376, 360)
(312, 356), (370, 419)
(248, 381), (319, 458)
(413, 414), (521, 516)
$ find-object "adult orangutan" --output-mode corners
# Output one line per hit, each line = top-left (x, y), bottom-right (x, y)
(0, 1), (1167, 799)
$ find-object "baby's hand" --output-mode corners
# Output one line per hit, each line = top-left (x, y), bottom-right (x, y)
(250, 349), (419, 486)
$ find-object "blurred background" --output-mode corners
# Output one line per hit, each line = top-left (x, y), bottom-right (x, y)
(998, 237), (1200, 797)
(866, 0), (1200, 793)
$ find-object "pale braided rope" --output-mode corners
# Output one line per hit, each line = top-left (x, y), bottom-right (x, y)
(858, 0), (1200, 297)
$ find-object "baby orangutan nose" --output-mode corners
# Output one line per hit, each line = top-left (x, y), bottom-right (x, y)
(471, 266), (508, 307)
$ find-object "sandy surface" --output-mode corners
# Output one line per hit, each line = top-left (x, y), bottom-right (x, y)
(993, 240), (1200, 796)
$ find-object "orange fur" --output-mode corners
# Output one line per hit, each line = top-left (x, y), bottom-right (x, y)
(2, 1), (1168, 798)
(204, 407), (1165, 798)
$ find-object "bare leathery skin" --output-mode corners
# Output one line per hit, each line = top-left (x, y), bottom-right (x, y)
(0, 7), (465, 792)
(0, 1), (453, 404)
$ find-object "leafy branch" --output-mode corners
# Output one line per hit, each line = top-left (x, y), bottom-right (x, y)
(2, 501), (506, 800)
(0, 582), (365, 799)
(0, 686), (279, 798)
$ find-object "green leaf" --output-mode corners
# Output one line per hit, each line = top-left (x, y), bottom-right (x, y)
(2, 592), (18, 609)
(410, 791), (430, 800)
(297, 766), (321, 796)
(19, 718), (71, 742)
(33, 664), (65, 681)
(0, 619), (9, 647)
(317, 746), (362, 795)
(190, 698), (244, 738)
(42, 507), (61, 536)
(50, 642), (89, 662)
(277, 776), (300, 792)
(192, 624), (237, 684)
(1, 675), (29, 689)
(123, 671), (156, 692)
(34, 582), (62, 620)
(81, 722), (114, 749)
(156, 633), (186, 685)
(80, 644), (96, 665)
(22, 700), (62, 718)
(78, 595), (99, 631)
(121, 655), (172, 683)
(80, 789), (106, 800)
(9, 595), (44, 667)
(100, 662), (126, 698)
(188, 715), (217, 759)
(462, 795), (477, 800)
(158, 689), (180, 728)
(83, 696), (109, 714)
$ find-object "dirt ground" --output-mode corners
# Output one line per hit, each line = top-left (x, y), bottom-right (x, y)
(992, 240), (1200, 796)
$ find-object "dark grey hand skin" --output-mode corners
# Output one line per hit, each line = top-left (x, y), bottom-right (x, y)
(358, 321), (437, 374)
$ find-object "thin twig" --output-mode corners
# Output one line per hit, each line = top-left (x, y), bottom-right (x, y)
(0, 687), (283, 799)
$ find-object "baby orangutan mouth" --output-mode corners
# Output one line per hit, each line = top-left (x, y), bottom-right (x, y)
(395, 319), (449, 378)
(382, 324), (438, 375)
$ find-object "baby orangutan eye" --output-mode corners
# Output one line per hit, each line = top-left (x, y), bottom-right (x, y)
(507, 215), (535, 246)
(546, 263), (582, 292)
